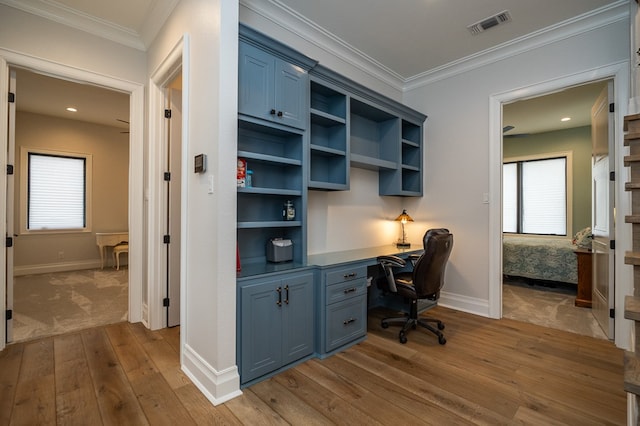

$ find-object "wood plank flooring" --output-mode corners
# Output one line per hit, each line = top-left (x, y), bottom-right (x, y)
(0, 306), (627, 425)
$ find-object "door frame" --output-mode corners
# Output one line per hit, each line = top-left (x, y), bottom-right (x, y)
(148, 35), (189, 332)
(488, 61), (631, 350)
(0, 51), (145, 351)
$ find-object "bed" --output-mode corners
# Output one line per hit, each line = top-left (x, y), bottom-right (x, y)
(502, 235), (578, 285)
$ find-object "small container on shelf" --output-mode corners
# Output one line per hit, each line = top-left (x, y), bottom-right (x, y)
(246, 170), (253, 187)
(283, 200), (295, 221)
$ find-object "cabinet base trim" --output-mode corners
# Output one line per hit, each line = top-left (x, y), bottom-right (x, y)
(240, 352), (315, 388)
(316, 335), (366, 359)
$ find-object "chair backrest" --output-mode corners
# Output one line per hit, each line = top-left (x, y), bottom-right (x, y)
(412, 228), (453, 299)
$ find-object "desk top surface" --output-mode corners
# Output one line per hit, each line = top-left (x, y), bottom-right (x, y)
(307, 244), (422, 268)
(238, 244), (423, 280)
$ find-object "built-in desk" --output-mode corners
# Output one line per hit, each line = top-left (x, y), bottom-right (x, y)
(307, 245), (422, 268)
(237, 244), (422, 387)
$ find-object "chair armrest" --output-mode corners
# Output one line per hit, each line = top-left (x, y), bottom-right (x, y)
(377, 255), (406, 268)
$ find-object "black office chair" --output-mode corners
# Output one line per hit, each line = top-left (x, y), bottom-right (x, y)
(377, 228), (453, 344)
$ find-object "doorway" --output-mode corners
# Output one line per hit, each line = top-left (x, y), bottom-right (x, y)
(0, 53), (145, 351)
(500, 81), (609, 339)
(6, 67), (130, 342)
(487, 61), (631, 349)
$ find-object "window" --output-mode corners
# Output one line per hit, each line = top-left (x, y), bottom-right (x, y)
(503, 155), (570, 236)
(21, 149), (92, 233)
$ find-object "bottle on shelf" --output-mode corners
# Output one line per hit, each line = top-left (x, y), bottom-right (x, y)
(283, 200), (295, 221)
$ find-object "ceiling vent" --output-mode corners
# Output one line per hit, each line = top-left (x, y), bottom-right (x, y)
(467, 10), (512, 35)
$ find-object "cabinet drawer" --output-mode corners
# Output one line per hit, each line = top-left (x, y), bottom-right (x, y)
(325, 296), (366, 352)
(325, 278), (367, 305)
(325, 265), (367, 286)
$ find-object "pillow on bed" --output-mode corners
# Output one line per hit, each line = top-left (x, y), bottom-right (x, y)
(572, 227), (592, 249)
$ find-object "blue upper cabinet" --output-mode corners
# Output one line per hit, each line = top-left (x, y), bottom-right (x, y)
(239, 25), (317, 131)
(238, 42), (275, 124)
(274, 60), (308, 130)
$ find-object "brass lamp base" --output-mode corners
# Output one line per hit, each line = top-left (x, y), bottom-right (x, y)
(396, 242), (411, 248)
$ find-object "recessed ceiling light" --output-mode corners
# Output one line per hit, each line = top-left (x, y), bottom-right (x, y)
(66, 107), (77, 112)
(561, 117), (571, 122)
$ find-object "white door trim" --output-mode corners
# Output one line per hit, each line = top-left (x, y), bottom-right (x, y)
(488, 60), (631, 350)
(0, 50), (145, 351)
(148, 35), (189, 332)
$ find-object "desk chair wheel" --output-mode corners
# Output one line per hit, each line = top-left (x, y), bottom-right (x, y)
(438, 322), (445, 330)
(399, 331), (408, 344)
(438, 335), (447, 345)
(381, 320), (389, 329)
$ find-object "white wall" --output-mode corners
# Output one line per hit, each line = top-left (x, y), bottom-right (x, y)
(0, 5), (146, 83)
(403, 11), (630, 309)
(147, 0), (241, 405)
(13, 112), (129, 272)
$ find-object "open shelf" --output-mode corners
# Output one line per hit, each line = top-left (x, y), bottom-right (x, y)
(309, 79), (348, 190)
(310, 80), (347, 119)
(350, 98), (399, 170)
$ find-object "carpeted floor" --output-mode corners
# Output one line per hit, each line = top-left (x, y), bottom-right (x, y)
(503, 277), (607, 340)
(12, 268), (128, 342)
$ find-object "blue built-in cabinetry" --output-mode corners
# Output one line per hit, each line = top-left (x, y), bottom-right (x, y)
(316, 262), (368, 356)
(239, 40), (309, 130)
(237, 25), (317, 275)
(309, 64), (427, 196)
(238, 269), (315, 386)
(236, 24), (427, 387)
(309, 78), (349, 190)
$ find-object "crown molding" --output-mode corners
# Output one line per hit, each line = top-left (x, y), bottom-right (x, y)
(240, 0), (405, 92)
(404, 0), (630, 91)
(0, 0), (151, 51)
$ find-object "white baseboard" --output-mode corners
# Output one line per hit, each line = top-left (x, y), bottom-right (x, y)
(14, 259), (104, 276)
(182, 343), (242, 405)
(141, 303), (149, 328)
(439, 290), (490, 317)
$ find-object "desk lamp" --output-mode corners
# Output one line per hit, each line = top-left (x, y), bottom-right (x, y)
(395, 209), (413, 248)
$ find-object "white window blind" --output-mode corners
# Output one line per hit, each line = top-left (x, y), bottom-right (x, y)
(28, 153), (86, 230)
(503, 157), (567, 235)
(521, 158), (566, 234)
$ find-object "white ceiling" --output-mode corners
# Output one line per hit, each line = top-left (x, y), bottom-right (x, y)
(13, 68), (130, 130)
(2, 0), (622, 134)
(272, 0), (619, 80)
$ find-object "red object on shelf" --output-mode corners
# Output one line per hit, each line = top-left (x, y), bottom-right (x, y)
(237, 158), (246, 187)
(236, 244), (241, 272)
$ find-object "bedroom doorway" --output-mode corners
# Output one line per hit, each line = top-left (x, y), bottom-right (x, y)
(500, 79), (612, 340)
(5, 67), (130, 343)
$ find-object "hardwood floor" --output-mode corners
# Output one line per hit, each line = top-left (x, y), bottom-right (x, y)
(0, 306), (626, 425)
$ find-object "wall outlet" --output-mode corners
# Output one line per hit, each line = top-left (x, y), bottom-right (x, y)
(58, 251), (64, 260)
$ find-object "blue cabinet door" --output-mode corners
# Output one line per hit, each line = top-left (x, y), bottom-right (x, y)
(239, 41), (307, 130)
(239, 42), (275, 124)
(281, 272), (314, 364)
(240, 278), (282, 383)
(275, 60), (308, 130)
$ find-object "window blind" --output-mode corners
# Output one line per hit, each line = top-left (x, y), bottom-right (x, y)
(28, 153), (86, 230)
(521, 158), (566, 235)
(503, 157), (567, 235)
